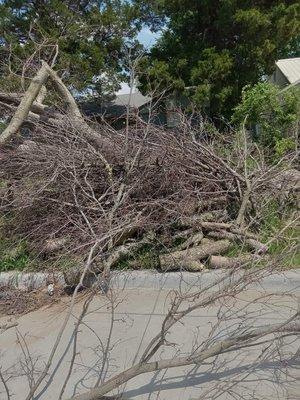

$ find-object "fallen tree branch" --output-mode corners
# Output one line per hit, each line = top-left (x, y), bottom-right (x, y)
(236, 116), (252, 227)
(0, 92), (48, 115)
(207, 230), (267, 253)
(0, 61), (113, 180)
(159, 239), (231, 271)
(69, 314), (300, 400)
(236, 184), (251, 227)
(42, 61), (84, 120)
(0, 65), (49, 145)
(63, 240), (149, 288)
(42, 61), (113, 180)
(209, 254), (259, 269)
(175, 231), (203, 250)
(199, 222), (259, 241)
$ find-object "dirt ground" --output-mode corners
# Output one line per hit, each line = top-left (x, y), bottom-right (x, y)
(0, 286), (65, 316)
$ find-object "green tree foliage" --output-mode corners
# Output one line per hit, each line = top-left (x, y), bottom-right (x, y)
(232, 82), (300, 157)
(136, 0), (300, 117)
(0, 0), (144, 97)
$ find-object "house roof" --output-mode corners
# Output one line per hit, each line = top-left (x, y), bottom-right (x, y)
(276, 58), (300, 85)
(80, 91), (151, 118)
(114, 92), (152, 108)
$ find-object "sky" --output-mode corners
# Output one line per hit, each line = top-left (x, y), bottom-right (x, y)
(137, 27), (161, 48)
(117, 27), (161, 94)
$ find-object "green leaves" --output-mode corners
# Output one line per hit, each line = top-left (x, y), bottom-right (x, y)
(0, 0), (144, 98)
(138, 0), (300, 117)
(189, 48), (233, 111)
(232, 82), (300, 158)
(137, 57), (185, 94)
(234, 8), (270, 33)
(191, 48), (233, 83)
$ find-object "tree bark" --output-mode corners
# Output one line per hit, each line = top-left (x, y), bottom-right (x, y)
(209, 254), (255, 268)
(0, 65), (49, 145)
(159, 239), (231, 271)
(207, 230), (267, 253)
(176, 231), (203, 250)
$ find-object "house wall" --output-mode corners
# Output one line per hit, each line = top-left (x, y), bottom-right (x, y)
(269, 66), (289, 88)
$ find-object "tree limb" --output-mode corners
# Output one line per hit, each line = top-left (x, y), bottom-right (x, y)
(0, 65), (49, 145)
(69, 315), (300, 400)
(159, 240), (231, 271)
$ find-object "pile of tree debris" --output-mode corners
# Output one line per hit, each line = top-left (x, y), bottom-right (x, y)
(0, 63), (298, 287)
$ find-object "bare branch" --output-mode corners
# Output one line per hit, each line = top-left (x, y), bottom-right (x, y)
(0, 65), (49, 145)
(70, 314), (300, 400)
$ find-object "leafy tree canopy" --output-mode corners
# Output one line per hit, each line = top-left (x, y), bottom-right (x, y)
(232, 82), (300, 158)
(136, 0), (300, 118)
(0, 0), (144, 98)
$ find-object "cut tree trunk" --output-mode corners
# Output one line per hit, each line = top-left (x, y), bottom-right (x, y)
(209, 255), (256, 269)
(159, 239), (231, 271)
(207, 230), (267, 253)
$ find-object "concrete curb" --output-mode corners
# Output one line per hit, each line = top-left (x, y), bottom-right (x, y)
(1, 269), (299, 292)
(0, 271), (65, 290)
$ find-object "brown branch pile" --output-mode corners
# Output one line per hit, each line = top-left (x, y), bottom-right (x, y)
(0, 64), (298, 282)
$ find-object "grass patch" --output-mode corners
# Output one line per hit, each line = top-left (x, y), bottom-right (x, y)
(260, 200), (299, 268)
(115, 243), (161, 270)
(0, 238), (37, 272)
(51, 254), (83, 272)
(267, 226), (300, 268)
(225, 242), (252, 257)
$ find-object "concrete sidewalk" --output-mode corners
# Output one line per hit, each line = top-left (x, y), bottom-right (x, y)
(0, 277), (299, 400)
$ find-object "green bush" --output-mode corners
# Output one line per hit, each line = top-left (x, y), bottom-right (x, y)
(232, 82), (299, 158)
